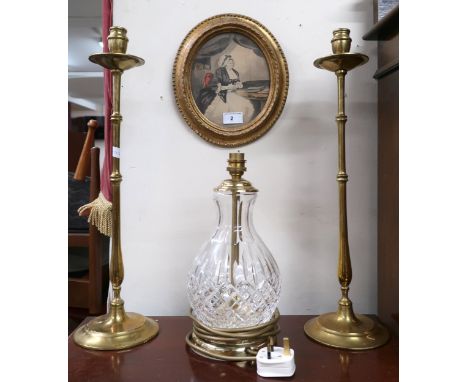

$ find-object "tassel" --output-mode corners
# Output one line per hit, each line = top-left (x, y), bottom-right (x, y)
(78, 192), (112, 237)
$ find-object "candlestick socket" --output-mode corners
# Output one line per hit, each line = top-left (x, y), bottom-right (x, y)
(331, 28), (351, 54)
(108, 26), (129, 54)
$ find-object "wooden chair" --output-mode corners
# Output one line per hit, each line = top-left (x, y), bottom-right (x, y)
(68, 121), (109, 321)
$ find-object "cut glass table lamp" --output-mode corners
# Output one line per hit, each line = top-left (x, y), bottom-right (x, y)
(186, 153), (281, 360)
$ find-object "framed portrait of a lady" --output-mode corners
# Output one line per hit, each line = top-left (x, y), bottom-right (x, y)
(173, 14), (289, 147)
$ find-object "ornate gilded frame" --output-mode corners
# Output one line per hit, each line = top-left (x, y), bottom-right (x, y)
(173, 14), (289, 147)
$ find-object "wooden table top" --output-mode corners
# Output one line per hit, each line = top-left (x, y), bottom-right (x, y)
(69, 315), (398, 382)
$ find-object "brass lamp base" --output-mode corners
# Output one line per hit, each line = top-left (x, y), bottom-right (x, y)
(73, 309), (159, 350)
(185, 310), (280, 361)
(304, 304), (389, 350)
(186, 330), (270, 361)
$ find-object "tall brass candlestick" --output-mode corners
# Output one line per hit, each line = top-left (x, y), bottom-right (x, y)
(73, 26), (159, 350)
(304, 29), (389, 350)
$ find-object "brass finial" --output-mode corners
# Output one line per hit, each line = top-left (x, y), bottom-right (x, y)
(331, 28), (351, 54)
(108, 26), (129, 54)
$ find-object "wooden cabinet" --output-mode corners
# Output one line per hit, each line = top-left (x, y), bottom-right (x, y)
(363, 5), (399, 336)
(69, 315), (398, 382)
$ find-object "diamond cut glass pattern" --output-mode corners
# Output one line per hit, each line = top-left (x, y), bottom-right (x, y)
(188, 191), (281, 329)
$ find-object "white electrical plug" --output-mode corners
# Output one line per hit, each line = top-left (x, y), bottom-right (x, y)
(256, 337), (296, 378)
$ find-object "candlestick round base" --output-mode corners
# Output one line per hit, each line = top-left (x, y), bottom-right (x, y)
(304, 311), (389, 350)
(73, 311), (159, 350)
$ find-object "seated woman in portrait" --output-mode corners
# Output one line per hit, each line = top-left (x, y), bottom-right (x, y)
(196, 54), (255, 126)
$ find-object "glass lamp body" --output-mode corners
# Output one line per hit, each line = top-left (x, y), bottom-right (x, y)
(188, 190), (281, 329)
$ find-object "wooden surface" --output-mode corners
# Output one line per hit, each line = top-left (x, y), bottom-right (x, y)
(69, 315), (398, 382)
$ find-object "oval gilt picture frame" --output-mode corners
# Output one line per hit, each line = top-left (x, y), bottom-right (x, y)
(173, 14), (289, 147)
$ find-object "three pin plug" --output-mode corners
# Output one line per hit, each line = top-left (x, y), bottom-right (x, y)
(256, 337), (296, 378)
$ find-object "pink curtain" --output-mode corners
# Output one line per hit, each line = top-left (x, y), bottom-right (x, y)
(101, 0), (113, 201)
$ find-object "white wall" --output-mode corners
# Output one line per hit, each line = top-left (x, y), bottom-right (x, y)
(113, 0), (378, 316)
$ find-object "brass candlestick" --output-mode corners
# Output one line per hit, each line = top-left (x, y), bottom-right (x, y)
(304, 29), (389, 350)
(73, 27), (159, 350)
